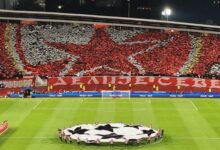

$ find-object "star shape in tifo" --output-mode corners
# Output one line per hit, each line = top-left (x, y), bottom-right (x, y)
(44, 29), (170, 76)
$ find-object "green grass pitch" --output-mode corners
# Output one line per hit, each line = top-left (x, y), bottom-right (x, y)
(1, 98), (220, 150)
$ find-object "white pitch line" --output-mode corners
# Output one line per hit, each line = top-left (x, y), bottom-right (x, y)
(145, 99), (151, 104)
(32, 100), (42, 110)
(1, 136), (220, 141)
(34, 107), (195, 112)
(0, 136), (56, 139)
(84, 101), (150, 104)
(174, 137), (220, 140)
(34, 108), (147, 112)
(189, 100), (198, 111)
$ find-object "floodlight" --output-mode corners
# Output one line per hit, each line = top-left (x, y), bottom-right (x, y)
(162, 7), (172, 21)
(58, 5), (62, 9)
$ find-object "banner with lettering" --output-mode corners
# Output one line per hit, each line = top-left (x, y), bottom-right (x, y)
(48, 76), (220, 89)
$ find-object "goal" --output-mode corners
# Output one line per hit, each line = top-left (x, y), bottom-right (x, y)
(101, 90), (131, 99)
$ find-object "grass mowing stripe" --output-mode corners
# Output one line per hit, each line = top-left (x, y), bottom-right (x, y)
(32, 100), (43, 110)
(132, 98), (156, 127)
(59, 99), (86, 150)
(191, 100), (220, 148)
(1, 98), (220, 150)
(138, 98), (167, 150)
(0, 99), (62, 150)
(72, 98), (101, 124)
(64, 98), (105, 150)
(115, 98), (134, 124)
(0, 100), (42, 127)
(189, 100), (198, 111)
(174, 99), (220, 150)
(151, 99), (200, 150)
(80, 99), (117, 150)
(131, 98), (164, 150)
(0, 100), (42, 149)
(24, 99), (83, 150)
(94, 99), (116, 123)
(0, 100), (16, 113)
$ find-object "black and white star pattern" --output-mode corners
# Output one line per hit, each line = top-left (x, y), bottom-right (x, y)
(59, 123), (164, 144)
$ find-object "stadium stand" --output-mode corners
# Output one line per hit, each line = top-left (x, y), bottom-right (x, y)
(0, 23), (20, 80)
(0, 9), (220, 96)
(0, 21), (220, 80)
(191, 35), (220, 76)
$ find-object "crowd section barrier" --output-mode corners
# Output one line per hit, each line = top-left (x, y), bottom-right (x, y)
(8, 92), (220, 98)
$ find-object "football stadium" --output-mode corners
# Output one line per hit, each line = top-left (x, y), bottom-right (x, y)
(1, 0), (220, 150)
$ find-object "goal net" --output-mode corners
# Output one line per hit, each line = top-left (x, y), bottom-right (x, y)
(101, 90), (131, 99)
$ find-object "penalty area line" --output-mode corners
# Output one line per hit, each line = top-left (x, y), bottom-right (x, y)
(34, 107), (195, 111)
(174, 137), (220, 140)
(32, 100), (42, 110)
(145, 99), (151, 104)
(189, 100), (198, 111)
(34, 107), (147, 112)
(0, 136), (56, 139)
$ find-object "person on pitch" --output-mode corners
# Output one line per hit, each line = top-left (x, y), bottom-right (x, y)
(58, 129), (62, 141)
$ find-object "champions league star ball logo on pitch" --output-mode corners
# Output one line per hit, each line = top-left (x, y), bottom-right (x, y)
(58, 123), (164, 145)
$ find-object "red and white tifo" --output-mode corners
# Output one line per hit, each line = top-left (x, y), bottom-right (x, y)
(58, 123), (164, 145)
(0, 120), (9, 135)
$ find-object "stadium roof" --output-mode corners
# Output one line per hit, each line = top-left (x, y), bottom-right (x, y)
(1, 9), (220, 34)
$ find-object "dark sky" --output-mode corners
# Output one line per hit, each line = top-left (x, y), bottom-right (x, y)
(162, 0), (220, 24)
(45, 0), (220, 25)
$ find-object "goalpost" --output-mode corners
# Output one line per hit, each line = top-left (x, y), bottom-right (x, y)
(101, 90), (131, 100)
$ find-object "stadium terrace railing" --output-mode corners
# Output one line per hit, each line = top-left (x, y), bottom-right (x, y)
(1, 9), (220, 34)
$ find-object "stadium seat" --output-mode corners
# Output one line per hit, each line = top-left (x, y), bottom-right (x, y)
(0, 22), (220, 79)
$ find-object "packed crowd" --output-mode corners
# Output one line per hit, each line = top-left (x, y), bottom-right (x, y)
(0, 23), (20, 80)
(0, 21), (220, 80)
(209, 63), (220, 76)
(191, 35), (220, 77)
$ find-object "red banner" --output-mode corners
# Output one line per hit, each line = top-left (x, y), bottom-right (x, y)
(0, 78), (33, 88)
(48, 76), (220, 89)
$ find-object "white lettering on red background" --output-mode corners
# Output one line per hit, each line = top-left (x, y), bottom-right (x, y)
(53, 77), (67, 86)
(158, 77), (172, 86)
(88, 77), (100, 84)
(48, 76), (220, 89)
(135, 76), (147, 85)
(176, 78), (189, 87)
(117, 77), (131, 84)
(71, 77), (83, 85)
(210, 80), (220, 89)
(192, 78), (207, 88)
